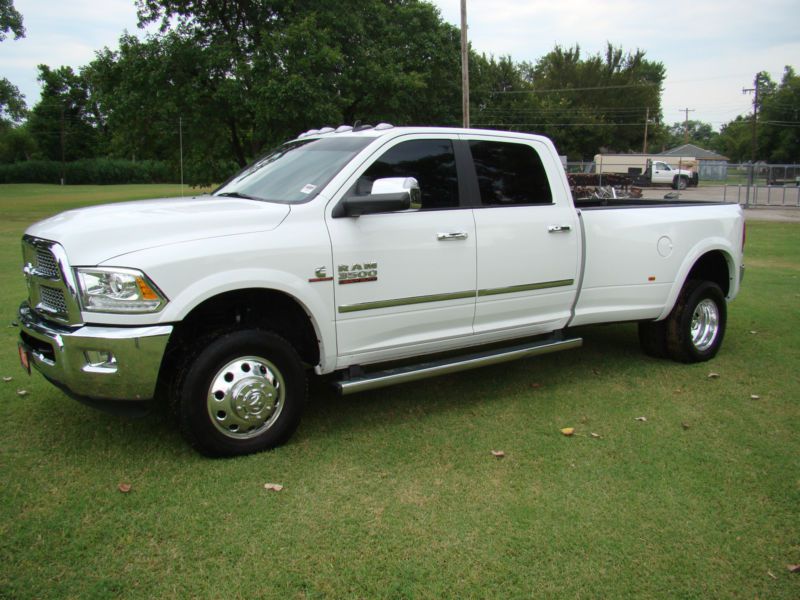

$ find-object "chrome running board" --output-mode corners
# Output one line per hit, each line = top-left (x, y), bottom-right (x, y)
(335, 336), (583, 396)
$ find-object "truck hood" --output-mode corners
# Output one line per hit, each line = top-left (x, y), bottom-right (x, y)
(26, 195), (291, 265)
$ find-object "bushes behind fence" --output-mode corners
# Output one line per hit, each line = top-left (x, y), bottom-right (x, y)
(0, 159), (177, 185)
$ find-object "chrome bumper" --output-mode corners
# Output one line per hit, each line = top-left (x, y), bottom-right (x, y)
(18, 303), (173, 401)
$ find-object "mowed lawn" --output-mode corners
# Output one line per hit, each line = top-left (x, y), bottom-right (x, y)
(1, 184), (798, 599)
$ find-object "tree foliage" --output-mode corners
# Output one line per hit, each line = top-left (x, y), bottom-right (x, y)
(6, 1), (685, 180)
(0, 77), (26, 126)
(472, 44), (666, 158)
(714, 67), (799, 163)
(26, 65), (104, 162)
(757, 67), (800, 163)
(72, 0), (466, 183)
(0, 0), (24, 41)
(663, 120), (718, 150)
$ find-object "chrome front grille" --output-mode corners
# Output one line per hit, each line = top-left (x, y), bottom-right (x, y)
(22, 235), (82, 325)
(35, 248), (60, 278)
(39, 286), (68, 315)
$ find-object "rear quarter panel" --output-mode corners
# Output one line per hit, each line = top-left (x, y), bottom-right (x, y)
(571, 203), (744, 326)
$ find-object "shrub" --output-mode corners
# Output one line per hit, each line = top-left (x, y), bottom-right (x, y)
(0, 159), (178, 184)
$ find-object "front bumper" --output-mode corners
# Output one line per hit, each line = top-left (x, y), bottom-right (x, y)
(18, 303), (173, 401)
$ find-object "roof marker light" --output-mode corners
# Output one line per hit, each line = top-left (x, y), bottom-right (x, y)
(335, 125), (353, 133)
(374, 122), (394, 131)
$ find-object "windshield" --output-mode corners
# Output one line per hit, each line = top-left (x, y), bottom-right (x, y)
(215, 136), (373, 203)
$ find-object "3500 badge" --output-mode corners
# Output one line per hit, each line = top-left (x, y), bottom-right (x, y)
(338, 262), (378, 284)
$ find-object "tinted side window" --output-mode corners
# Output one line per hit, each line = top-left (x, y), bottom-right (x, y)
(469, 141), (552, 206)
(354, 139), (459, 210)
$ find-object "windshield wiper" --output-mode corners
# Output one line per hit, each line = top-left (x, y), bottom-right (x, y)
(216, 191), (267, 201)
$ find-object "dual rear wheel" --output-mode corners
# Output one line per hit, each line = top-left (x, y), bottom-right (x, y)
(639, 280), (727, 363)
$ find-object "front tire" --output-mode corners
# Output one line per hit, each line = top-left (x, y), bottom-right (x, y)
(176, 330), (307, 457)
(665, 280), (727, 363)
(673, 176), (688, 190)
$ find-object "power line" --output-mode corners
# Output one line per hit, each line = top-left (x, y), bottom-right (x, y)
(490, 82), (659, 94)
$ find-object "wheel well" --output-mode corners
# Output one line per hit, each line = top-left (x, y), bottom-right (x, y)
(686, 251), (730, 296)
(166, 289), (320, 367)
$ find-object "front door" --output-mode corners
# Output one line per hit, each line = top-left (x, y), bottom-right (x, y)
(652, 161), (673, 184)
(326, 136), (477, 363)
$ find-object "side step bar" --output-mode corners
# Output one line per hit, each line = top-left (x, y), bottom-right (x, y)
(335, 336), (582, 396)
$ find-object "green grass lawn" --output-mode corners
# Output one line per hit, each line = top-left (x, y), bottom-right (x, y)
(1, 184), (798, 599)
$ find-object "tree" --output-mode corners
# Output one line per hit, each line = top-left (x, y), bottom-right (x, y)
(0, 122), (36, 162)
(715, 66), (799, 163)
(27, 65), (104, 162)
(81, 0), (466, 183)
(758, 66), (799, 163)
(663, 120), (718, 150)
(0, 0), (24, 41)
(470, 44), (666, 159)
(0, 0), (26, 143)
(714, 116), (750, 162)
(0, 77), (25, 126)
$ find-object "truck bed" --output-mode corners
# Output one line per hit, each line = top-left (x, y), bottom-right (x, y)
(574, 198), (728, 209)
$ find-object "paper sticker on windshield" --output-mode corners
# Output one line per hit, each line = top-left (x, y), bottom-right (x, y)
(300, 184), (317, 194)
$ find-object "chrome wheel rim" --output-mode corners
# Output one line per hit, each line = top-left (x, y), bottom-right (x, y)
(690, 299), (719, 352)
(206, 355), (285, 439)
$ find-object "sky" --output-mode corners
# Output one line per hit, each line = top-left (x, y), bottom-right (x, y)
(1, 0), (798, 131)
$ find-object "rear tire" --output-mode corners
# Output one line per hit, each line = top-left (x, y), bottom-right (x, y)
(176, 329), (307, 457)
(665, 280), (727, 363)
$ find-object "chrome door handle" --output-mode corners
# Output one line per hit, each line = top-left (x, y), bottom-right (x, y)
(437, 232), (469, 241)
(547, 225), (571, 233)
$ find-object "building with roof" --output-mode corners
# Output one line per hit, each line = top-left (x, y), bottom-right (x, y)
(659, 144), (729, 181)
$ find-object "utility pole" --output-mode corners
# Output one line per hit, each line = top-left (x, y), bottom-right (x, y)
(679, 107), (695, 145)
(179, 116), (184, 198)
(460, 0), (469, 128)
(742, 74), (764, 208)
(59, 105), (66, 186)
(642, 107), (650, 154)
(742, 73), (762, 162)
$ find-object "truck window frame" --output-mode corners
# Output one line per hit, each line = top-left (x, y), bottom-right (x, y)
(461, 138), (555, 208)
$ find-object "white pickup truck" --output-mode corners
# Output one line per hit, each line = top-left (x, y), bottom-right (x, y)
(17, 125), (745, 456)
(636, 159), (699, 190)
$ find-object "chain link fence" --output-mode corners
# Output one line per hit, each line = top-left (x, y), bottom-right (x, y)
(565, 161), (800, 207)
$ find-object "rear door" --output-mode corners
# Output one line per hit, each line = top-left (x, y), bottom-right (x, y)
(465, 134), (581, 336)
(326, 135), (477, 362)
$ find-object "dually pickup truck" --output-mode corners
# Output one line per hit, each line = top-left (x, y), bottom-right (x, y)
(17, 125), (745, 456)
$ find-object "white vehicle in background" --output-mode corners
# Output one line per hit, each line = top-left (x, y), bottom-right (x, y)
(637, 159), (698, 190)
(17, 125), (744, 457)
(594, 154), (699, 189)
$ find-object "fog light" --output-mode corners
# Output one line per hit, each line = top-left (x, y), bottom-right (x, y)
(83, 350), (117, 372)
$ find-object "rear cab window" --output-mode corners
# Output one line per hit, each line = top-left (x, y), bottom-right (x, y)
(468, 140), (553, 206)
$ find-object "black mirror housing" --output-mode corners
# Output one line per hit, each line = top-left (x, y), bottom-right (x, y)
(332, 192), (411, 218)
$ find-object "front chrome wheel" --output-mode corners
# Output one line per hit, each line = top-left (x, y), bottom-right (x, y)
(690, 298), (720, 352)
(178, 330), (306, 457)
(207, 356), (286, 439)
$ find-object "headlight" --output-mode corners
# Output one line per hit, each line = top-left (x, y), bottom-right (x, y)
(75, 268), (168, 313)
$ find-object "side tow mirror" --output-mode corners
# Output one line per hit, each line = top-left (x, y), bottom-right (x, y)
(332, 177), (421, 218)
